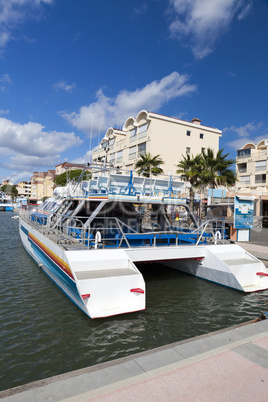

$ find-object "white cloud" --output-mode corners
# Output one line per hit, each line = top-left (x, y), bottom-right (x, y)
(224, 122), (262, 138)
(0, 109), (10, 115)
(0, 73), (12, 92)
(0, 73), (12, 84)
(0, 117), (82, 171)
(225, 122), (266, 150)
(237, 2), (252, 20)
(71, 150), (93, 165)
(61, 71), (197, 136)
(3, 170), (33, 184)
(53, 80), (76, 93)
(0, 0), (53, 49)
(168, 0), (252, 59)
(134, 3), (148, 16)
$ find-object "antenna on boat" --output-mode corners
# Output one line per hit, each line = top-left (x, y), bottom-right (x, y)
(89, 118), (94, 154)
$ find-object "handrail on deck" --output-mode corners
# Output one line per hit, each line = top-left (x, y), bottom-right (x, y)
(20, 206), (228, 249)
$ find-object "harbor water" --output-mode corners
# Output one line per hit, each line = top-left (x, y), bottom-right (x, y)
(1, 212), (268, 392)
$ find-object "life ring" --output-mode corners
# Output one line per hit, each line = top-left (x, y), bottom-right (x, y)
(95, 231), (102, 249)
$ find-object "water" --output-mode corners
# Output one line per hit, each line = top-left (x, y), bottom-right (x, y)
(1, 212), (268, 392)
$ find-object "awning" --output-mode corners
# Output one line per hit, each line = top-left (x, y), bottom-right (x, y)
(236, 195), (255, 201)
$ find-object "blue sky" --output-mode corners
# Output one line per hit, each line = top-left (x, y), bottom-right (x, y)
(0, 0), (268, 183)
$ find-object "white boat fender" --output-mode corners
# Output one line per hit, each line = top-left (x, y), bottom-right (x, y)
(214, 231), (221, 244)
(95, 231), (102, 249)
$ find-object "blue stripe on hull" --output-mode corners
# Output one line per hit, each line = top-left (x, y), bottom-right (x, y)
(22, 241), (89, 316)
(20, 225), (29, 236)
(29, 238), (78, 294)
(19, 222), (90, 317)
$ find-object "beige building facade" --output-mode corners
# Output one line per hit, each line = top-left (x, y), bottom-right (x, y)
(30, 170), (55, 200)
(55, 162), (90, 176)
(16, 181), (31, 197)
(236, 140), (268, 216)
(92, 110), (222, 176)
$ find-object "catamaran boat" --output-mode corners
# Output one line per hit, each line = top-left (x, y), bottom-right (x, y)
(0, 192), (13, 211)
(19, 167), (268, 318)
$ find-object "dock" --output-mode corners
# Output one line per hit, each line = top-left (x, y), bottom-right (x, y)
(1, 239), (268, 401)
(1, 317), (268, 401)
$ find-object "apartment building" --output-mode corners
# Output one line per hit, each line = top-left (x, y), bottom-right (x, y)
(236, 140), (268, 216)
(16, 181), (31, 197)
(55, 162), (90, 176)
(92, 110), (222, 176)
(30, 170), (55, 200)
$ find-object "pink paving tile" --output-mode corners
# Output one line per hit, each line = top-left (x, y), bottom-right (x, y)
(89, 350), (268, 402)
(253, 336), (268, 351)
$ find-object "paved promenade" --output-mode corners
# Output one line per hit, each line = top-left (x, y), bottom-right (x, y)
(1, 239), (268, 401)
(1, 318), (268, 401)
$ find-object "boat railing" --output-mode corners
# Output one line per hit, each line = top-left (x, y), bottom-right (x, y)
(194, 219), (228, 245)
(20, 205), (228, 249)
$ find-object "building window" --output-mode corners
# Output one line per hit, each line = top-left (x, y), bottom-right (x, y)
(101, 140), (107, 149)
(237, 163), (247, 173)
(255, 160), (266, 171)
(201, 147), (206, 153)
(109, 138), (115, 149)
(237, 148), (251, 158)
(138, 142), (146, 156)
(240, 175), (250, 185)
(186, 130), (191, 136)
(186, 147), (191, 154)
(200, 133), (204, 139)
(110, 153), (115, 164)
(138, 124), (148, 139)
(116, 150), (123, 163)
(255, 174), (266, 184)
(129, 128), (137, 142)
(129, 146), (136, 160)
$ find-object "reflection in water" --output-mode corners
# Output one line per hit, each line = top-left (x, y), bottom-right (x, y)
(0, 213), (267, 391)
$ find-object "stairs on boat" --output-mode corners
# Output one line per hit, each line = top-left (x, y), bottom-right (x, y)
(205, 245), (268, 292)
(66, 250), (145, 318)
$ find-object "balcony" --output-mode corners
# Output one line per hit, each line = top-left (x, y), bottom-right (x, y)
(237, 149), (251, 159)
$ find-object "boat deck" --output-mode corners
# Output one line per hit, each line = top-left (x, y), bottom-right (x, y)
(223, 258), (257, 266)
(75, 268), (139, 280)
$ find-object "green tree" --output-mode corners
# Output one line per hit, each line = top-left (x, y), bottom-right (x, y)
(134, 153), (164, 229)
(54, 169), (91, 187)
(134, 153), (164, 177)
(177, 149), (237, 212)
(176, 153), (203, 211)
(201, 148), (237, 200)
(1, 184), (18, 200)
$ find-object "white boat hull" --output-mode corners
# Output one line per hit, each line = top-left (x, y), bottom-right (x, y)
(19, 218), (146, 318)
(19, 218), (268, 318)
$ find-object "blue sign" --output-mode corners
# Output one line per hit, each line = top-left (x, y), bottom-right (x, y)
(234, 196), (254, 229)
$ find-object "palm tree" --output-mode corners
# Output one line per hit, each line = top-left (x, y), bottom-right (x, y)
(201, 148), (237, 201)
(135, 153), (164, 229)
(135, 153), (164, 178)
(176, 153), (203, 211)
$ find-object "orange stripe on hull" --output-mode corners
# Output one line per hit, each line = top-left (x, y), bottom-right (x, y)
(29, 233), (74, 280)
